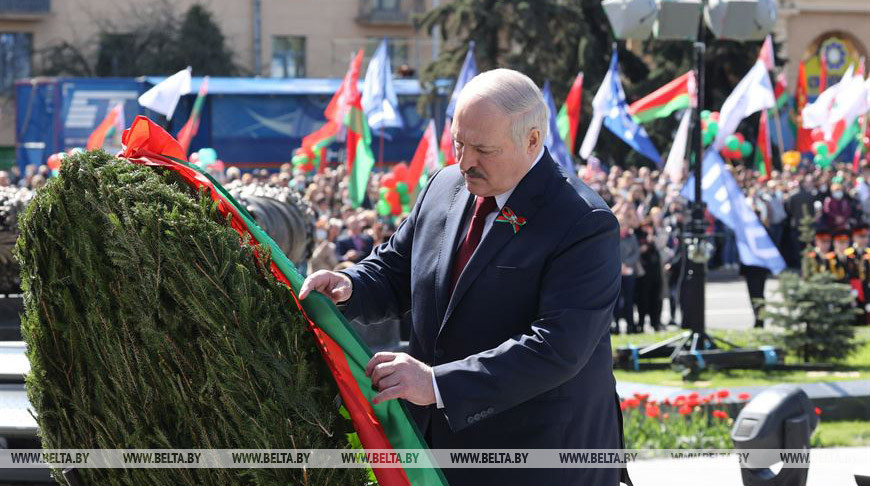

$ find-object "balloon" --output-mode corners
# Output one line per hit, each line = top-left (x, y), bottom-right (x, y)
(46, 153), (63, 170)
(68, 147), (84, 155)
(392, 162), (409, 182)
(740, 141), (752, 158)
(401, 204), (411, 214)
(782, 150), (801, 167)
(814, 154), (830, 168)
(386, 189), (400, 208)
(376, 199), (391, 216)
(701, 110), (711, 120)
(726, 135), (740, 151)
(733, 132), (745, 144)
(212, 159), (225, 171)
(706, 121), (718, 136)
(390, 202), (402, 216)
(708, 111), (720, 122)
(379, 187), (389, 200)
(399, 191), (410, 205)
(395, 181), (408, 195)
(816, 143), (829, 156)
(703, 131), (714, 146)
(197, 148), (217, 166)
(381, 173), (397, 189)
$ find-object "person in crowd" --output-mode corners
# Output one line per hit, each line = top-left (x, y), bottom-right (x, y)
(635, 219), (664, 332)
(615, 212), (640, 334)
(822, 183), (853, 232)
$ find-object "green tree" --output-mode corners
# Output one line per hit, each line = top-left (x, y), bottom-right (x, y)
(172, 4), (238, 75)
(417, 0), (777, 169)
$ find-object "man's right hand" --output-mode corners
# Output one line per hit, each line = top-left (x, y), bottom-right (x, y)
(299, 270), (353, 304)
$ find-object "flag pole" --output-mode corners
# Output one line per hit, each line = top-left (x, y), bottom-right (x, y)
(379, 129), (385, 166)
(770, 105), (786, 160)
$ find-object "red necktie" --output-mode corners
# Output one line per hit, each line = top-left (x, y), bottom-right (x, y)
(450, 196), (497, 293)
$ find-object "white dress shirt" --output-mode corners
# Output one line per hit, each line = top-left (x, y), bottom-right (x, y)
(432, 147), (545, 408)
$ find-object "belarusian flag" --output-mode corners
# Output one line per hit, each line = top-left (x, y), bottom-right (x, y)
(795, 61), (813, 152)
(556, 72), (583, 154)
(86, 102), (125, 150)
(345, 100), (375, 208)
(628, 71), (696, 123)
(291, 120), (340, 169)
(756, 110), (773, 178)
(439, 121), (456, 166)
(292, 50), (364, 171)
(406, 119), (440, 191)
(122, 116), (448, 486)
(176, 76), (209, 154)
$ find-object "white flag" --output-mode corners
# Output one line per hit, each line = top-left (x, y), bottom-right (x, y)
(713, 60), (775, 150)
(664, 109), (691, 184)
(578, 65), (614, 159)
(801, 65), (853, 132)
(138, 67), (192, 120)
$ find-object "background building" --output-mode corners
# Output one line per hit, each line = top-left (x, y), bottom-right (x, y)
(0, 0), (439, 166)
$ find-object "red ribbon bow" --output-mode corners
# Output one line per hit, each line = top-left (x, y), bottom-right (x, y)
(495, 206), (526, 234)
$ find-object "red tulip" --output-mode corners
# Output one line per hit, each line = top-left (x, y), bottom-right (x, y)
(738, 393), (751, 401)
(815, 407), (822, 416)
(717, 390), (730, 399)
(713, 410), (729, 420)
(689, 392), (699, 400)
(620, 401), (628, 411)
(678, 405), (692, 416)
(633, 393), (650, 402)
(625, 398), (640, 408)
(645, 404), (660, 418)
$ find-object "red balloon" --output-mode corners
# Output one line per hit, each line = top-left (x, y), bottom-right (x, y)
(708, 111), (720, 122)
(392, 162), (409, 183)
(46, 153), (63, 170)
(212, 159), (225, 171)
(733, 132), (745, 144)
(382, 173), (398, 189)
(386, 189), (400, 207)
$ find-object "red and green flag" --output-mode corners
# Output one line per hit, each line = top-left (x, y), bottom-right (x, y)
(293, 51), (364, 172)
(121, 115), (447, 486)
(345, 96), (376, 208)
(406, 119), (440, 192)
(176, 76), (209, 155)
(556, 71), (583, 154)
(628, 71), (696, 123)
(795, 61), (813, 152)
(86, 102), (125, 150)
(439, 121), (456, 166)
(756, 110), (773, 178)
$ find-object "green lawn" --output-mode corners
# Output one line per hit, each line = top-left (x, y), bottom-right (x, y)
(612, 328), (870, 387)
(814, 420), (870, 447)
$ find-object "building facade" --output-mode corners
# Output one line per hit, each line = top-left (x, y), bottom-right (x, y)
(0, 0), (439, 162)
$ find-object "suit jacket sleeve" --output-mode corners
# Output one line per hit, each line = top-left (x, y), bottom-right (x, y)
(432, 208), (621, 433)
(339, 170), (441, 324)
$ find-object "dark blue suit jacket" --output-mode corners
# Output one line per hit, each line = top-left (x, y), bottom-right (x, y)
(342, 150), (627, 485)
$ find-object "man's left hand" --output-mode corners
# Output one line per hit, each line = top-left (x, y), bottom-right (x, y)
(365, 352), (436, 406)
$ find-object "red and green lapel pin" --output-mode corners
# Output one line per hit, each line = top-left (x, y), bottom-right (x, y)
(495, 206), (526, 234)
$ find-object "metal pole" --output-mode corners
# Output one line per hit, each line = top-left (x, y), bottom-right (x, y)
(252, 0), (262, 76)
(685, 37), (707, 335)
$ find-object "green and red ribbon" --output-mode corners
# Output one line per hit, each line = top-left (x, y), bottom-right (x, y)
(120, 115), (447, 486)
(495, 206), (526, 234)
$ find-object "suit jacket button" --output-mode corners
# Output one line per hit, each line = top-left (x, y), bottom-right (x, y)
(474, 412), (481, 421)
(467, 416), (474, 424)
(487, 407), (494, 414)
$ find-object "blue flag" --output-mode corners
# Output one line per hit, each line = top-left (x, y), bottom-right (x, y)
(362, 38), (403, 134)
(600, 49), (662, 166)
(542, 81), (580, 187)
(682, 151), (786, 274)
(445, 42), (478, 119)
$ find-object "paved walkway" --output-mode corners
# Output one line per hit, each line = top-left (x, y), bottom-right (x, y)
(625, 447), (870, 486)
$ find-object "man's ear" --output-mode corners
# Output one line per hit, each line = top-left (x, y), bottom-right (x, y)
(527, 127), (542, 156)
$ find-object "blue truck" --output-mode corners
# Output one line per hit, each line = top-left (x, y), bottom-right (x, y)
(15, 76), (446, 173)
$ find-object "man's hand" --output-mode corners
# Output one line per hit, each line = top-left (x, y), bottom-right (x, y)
(365, 352), (436, 406)
(299, 270), (353, 304)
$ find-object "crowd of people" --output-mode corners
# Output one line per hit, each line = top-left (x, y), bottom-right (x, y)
(10, 152), (870, 334)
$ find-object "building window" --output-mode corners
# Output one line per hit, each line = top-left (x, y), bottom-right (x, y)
(0, 32), (32, 94)
(376, 0), (400, 10)
(365, 37), (409, 73)
(271, 36), (305, 78)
